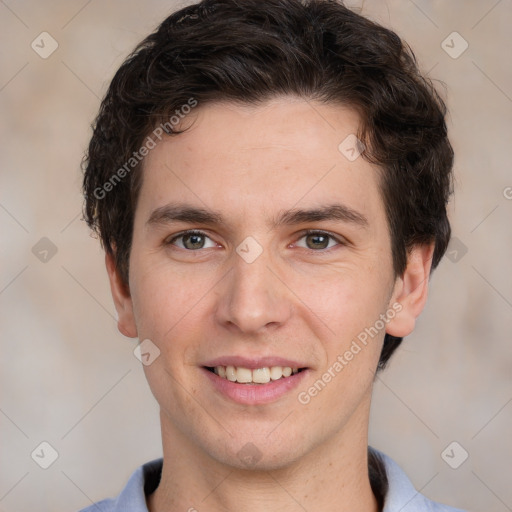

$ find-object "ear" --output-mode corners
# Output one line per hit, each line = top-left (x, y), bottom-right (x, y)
(105, 252), (138, 338)
(385, 243), (435, 338)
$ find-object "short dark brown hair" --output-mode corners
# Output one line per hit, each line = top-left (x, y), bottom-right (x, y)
(83, 0), (454, 370)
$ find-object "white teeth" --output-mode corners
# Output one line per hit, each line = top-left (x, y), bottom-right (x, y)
(236, 367), (252, 383)
(212, 365), (300, 384)
(226, 365), (237, 382)
(269, 366), (283, 380)
(252, 367), (270, 384)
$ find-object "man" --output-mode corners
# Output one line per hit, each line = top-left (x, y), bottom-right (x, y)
(81, 0), (465, 510)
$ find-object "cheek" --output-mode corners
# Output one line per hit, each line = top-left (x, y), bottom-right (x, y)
(131, 264), (211, 411)
(291, 264), (391, 344)
(129, 259), (215, 354)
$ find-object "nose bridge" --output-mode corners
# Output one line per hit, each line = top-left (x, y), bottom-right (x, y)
(215, 247), (291, 333)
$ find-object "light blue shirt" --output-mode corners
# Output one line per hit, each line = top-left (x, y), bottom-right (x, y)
(79, 447), (467, 511)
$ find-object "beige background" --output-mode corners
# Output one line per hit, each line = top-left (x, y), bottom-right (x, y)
(1, 1), (511, 511)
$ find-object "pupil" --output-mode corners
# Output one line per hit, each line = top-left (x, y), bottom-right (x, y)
(184, 234), (204, 249)
(307, 234), (328, 249)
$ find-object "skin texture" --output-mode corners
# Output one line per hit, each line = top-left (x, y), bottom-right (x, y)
(106, 97), (434, 512)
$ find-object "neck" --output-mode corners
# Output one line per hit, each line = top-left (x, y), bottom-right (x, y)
(148, 408), (379, 512)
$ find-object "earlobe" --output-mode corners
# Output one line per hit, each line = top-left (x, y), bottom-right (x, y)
(105, 253), (138, 338)
(385, 244), (435, 338)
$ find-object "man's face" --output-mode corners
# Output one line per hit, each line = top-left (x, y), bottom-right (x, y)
(120, 97), (401, 469)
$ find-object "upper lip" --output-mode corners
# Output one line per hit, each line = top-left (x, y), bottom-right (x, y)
(201, 356), (308, 370)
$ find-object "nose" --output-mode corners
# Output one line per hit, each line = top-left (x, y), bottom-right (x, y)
(214, 250), (292, 335)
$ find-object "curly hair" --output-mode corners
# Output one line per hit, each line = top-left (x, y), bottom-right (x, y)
(83, 0), (454, 371)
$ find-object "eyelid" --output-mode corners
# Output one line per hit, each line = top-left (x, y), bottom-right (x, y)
(164, 228), (348, 250)
(294, 229), (348, 249)
(165, 229), (217, 248)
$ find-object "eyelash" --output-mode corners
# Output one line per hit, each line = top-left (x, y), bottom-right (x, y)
(165, 229), (346, 251)
(166, 230), (216, 249)
(301, 229), (344, 243)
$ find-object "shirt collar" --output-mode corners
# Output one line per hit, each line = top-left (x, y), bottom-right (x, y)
(105, 447), (463, 512)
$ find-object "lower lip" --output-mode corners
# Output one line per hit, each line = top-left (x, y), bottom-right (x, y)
(202, 367), (309, 405)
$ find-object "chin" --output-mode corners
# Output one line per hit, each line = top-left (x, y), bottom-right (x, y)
(213, 444), (305, 472)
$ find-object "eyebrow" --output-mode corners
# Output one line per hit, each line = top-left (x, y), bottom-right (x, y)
(147, 204), (223, 227)
(275, 204), (368, 228)
(146, 203), (368, 229)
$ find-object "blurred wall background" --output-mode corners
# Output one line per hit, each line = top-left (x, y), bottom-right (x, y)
(1, 1), (511, 511)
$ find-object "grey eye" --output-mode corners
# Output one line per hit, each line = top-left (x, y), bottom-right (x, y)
(182, 233), (206, 249)
(169, 231), (217, 250)
(296, 232), (339, 250)
(306, 233), (329, 249)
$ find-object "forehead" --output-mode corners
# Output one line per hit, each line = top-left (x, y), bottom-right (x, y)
(138, 97), (385, 229)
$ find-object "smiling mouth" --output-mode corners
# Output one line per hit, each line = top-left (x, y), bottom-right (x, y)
(205, 365), (306, 384)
